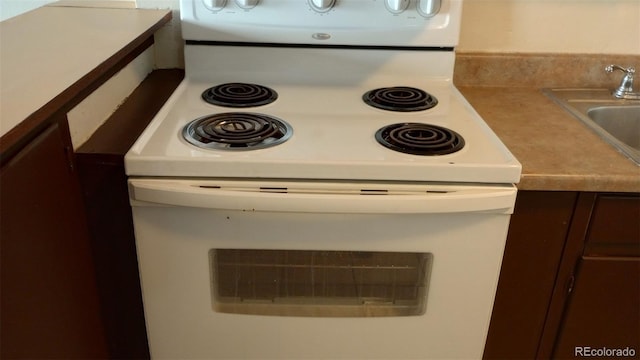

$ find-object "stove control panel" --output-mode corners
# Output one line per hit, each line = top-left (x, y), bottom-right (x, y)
(182, 0), (461, 47)
(200, 0), (442, 16)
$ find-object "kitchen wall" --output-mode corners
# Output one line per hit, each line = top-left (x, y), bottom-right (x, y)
(135, 0), (182, 68)
(1, 0), (54, 20)
(457, 0), (640, 55)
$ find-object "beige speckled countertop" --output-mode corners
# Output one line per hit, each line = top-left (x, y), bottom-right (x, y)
(454, 52), (640, 193)
(458, 86), (640, 192)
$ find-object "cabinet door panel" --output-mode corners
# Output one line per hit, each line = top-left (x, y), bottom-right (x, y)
(585, 195), (640, 257)
(553, 257), (640, 359)
(0, 123), (107, 358)
(484, 191), (577, 360)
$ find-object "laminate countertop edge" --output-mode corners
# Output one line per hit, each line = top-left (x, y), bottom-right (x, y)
(458, 86), (640, 193)
(0, 6), (172, 162)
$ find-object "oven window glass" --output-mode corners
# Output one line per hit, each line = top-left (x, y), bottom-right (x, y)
(210, 249), (432, 317)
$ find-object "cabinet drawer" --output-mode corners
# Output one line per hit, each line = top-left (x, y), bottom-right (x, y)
(584, 194), (640, 257)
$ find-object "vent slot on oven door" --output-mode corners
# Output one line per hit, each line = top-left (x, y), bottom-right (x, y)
(210, 249), (432, 317)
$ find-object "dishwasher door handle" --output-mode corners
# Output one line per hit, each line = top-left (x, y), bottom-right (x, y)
(129, 178), (517, 215)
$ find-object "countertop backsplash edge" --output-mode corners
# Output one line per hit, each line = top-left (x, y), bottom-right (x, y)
(454, 52), (640, 88)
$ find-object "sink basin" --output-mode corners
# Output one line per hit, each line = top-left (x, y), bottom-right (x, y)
(543, 89), (640, 165)
(587, 106), (640, 151)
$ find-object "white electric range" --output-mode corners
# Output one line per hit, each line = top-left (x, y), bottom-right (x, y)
(125, 1), (521, 359)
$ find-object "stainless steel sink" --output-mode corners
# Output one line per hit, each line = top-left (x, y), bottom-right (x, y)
(543, 89), (640, 165)
(587, 106), (640, 151)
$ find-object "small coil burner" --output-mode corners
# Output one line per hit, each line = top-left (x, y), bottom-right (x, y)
(182, 112), (292, 150)
(363, 86), (437, 112)
(375, 123), (465, 155)
(202, 83), (278, 107)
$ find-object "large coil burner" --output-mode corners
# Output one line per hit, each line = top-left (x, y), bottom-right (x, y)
(375, 122), (465, 155)
(363, 86), (438, 112)
(182, 112), (292, 150)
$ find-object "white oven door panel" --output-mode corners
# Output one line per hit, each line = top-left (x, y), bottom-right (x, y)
(129, 179), (514, 359)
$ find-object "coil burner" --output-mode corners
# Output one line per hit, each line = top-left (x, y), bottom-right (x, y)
(202, 83), (278, 108)
(363, 87), (437, 112)
(375, 123), (465, 155)
(182, 112), (293, 150)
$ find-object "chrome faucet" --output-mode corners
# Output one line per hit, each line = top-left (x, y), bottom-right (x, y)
(605, 64), (640, 100)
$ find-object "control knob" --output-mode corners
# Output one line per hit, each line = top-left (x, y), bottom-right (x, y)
(308, 0), (336, 13)
(235, 0), (259, 9)
(385, 0), (409, 14)
(203, 0), (227, 11)
(418, 0), (441, 18)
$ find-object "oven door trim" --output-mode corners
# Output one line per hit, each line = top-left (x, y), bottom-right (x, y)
(129, 178), (516, 215)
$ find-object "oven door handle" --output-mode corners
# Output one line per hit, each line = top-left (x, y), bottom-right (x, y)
(129, 179), (517, 214)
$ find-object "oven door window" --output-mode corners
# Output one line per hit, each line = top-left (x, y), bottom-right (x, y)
(210, 249), (432, 317)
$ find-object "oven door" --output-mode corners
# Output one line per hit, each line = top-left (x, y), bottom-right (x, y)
(129, 178), (516, 360)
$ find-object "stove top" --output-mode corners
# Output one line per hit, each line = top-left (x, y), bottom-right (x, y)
(126, 8), (521, 185)
(126, 47), (521, 184)
(186, 84), (460, 156)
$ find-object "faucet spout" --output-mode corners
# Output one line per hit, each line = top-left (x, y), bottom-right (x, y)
(605, 64), (640, 100)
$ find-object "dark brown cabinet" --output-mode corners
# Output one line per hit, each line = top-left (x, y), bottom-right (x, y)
(484, 191), (577, 359)
(485, 191), (640, 360)
(1, 10), (170, 357)
(553, 256), (639, 358)
(0, 118), (108, 359)
(550, 194), (640, 359)
(0, 69), (182, 359)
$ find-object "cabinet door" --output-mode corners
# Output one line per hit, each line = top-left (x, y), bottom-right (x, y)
(552, 257), (640, 359)
(553, 194), (640, 358)
(0, 122), (108, 358)
(484, 191), (577, 360)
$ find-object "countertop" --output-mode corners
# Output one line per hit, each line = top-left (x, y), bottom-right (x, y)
(459, 86), (640, 193)
(0, 3), (171, 157)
